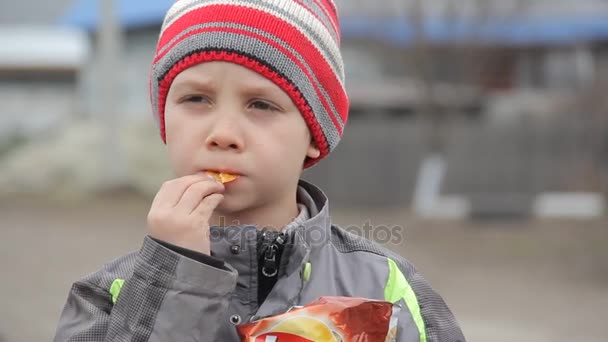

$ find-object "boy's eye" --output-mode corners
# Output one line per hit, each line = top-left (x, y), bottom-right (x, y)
(182, 95), (209, 103)
(250, 100), (278, 112)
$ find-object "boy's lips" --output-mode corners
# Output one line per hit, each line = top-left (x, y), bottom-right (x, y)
(203, 168), (241, 176)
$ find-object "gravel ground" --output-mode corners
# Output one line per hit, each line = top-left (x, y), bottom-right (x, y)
(1, 195), (607, 342)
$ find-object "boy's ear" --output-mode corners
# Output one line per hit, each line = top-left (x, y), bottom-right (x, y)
(307, 140), (321, 159)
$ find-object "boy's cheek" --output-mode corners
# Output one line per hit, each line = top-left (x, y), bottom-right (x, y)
(165, 145), (194, 177)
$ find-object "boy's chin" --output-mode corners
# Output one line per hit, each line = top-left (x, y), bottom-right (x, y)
(213, 197), (248, 218)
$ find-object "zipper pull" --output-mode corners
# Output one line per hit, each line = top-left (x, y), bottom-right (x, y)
(262, 245), (278, 277)
(261, 233), (286, 278)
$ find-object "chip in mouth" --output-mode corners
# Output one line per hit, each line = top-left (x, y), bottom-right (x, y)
(205, 171), (238, 184)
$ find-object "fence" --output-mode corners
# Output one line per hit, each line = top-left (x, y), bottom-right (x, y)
(303, 114), (607, 209)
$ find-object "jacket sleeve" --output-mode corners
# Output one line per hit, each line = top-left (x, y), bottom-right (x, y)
(53, 236), (238, 342)
(394, 256), (466, 342)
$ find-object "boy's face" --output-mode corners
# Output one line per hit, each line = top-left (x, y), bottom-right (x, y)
(164, 61), (320, 215)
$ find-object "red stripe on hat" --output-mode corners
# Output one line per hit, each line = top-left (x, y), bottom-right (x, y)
(319, 0), (338, 20)
(156, 5), (347, 130)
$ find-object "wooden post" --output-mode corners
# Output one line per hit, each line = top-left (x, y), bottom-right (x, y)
(97, 0), (127, 191)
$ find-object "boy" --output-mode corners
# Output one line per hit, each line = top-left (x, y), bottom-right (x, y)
(54, 0), (465, 341)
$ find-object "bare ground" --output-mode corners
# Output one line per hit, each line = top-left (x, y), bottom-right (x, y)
(1, 195), (607, 342)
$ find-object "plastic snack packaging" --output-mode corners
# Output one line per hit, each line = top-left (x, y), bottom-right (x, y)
(237, 296), (400, 342)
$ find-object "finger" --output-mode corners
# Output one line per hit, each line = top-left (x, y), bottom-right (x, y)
(176, 179), (225, 214)
(155, 173), (217, 208)
(192, 193), (225, 217)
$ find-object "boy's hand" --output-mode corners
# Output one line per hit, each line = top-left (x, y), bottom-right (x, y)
(147, 173), (225, 255)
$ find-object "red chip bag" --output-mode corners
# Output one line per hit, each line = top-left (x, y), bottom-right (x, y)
(238, 296), (400, 342)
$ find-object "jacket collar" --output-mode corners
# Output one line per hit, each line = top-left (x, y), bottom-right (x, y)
(279, 179), (331, 275)
(207, 180), (331, 316)
(208, 179), (332, 276)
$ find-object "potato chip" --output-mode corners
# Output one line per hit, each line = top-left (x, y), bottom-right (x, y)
(205, 171), (238, 184)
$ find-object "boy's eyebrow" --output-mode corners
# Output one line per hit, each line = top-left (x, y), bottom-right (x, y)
(170, 78), (215, 94)
(238, 83), (287, 100)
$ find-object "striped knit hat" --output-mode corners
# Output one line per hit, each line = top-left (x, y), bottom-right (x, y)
(150, 0), (349, 168)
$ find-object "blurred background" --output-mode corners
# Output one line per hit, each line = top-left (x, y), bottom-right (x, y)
(1, 0), (607, 341)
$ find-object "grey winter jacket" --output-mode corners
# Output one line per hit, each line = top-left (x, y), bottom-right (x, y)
(54, 180), (465, 342)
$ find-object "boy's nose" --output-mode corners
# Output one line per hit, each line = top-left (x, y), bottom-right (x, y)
(205, 117), (244, 152)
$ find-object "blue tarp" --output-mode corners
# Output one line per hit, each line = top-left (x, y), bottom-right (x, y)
(60, 0), (173, 31)
(60, 0), (608, 46)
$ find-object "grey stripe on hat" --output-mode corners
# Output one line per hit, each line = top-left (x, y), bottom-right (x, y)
(151, 32), (343, 151)
(161, 0), (344, 82)
(155, 22), (344, 131)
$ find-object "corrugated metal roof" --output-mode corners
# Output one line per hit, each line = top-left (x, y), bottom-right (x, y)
(341, 15), (608, 46)
(0, 0), (74, 25)
(0, 26), (89, 69)
(334, 0), (608, 18)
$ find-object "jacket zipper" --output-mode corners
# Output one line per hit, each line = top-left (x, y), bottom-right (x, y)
(261, 231), (286, 278)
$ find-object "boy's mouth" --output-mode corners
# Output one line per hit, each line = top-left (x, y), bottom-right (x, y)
(205, 170), (239, 184)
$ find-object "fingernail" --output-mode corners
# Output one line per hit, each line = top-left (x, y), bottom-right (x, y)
(204, 173), (218, 182)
